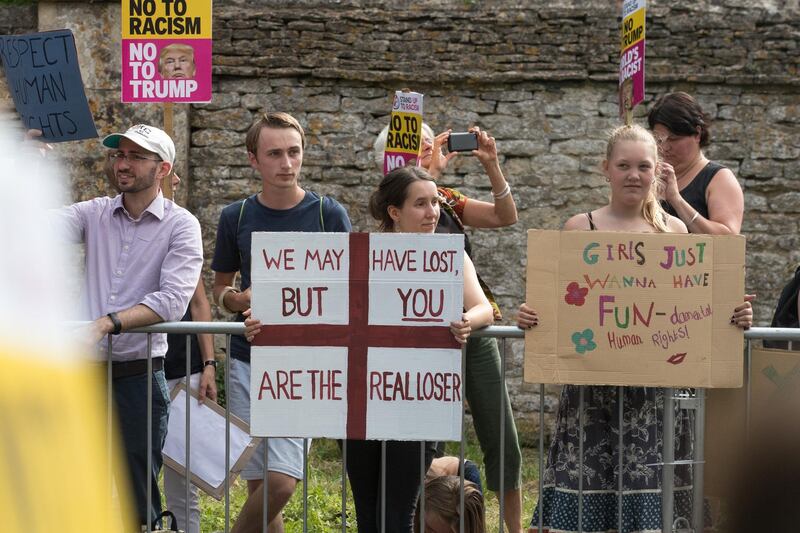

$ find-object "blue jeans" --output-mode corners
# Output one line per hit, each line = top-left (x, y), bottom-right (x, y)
(113, 369), (170, 527)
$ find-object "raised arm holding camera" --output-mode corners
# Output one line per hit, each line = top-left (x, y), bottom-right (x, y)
(427, 126), (517, 228)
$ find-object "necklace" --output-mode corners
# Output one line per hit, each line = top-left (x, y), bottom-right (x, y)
(675, 153), (707, 185)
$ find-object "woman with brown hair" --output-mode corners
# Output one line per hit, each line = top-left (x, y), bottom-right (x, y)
(375, 124), (524, 532)
(647, 91), (744, 235)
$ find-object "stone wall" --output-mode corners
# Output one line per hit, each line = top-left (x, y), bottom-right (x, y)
(0, 3), (38, 126)
(3, 0), (799, 417)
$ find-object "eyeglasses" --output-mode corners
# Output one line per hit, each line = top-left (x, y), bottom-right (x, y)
(109, 152), (162, 163)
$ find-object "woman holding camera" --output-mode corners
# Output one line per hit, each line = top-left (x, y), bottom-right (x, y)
(375, 124), (524, 532)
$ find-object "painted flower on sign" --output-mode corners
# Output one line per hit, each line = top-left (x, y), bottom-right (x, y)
(571, 329), (597, 355)
(564, 281), (589, 306)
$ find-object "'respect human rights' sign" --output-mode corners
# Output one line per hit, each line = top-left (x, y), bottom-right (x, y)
(121, 0), (212, 103)
(0, 29), (97, 142)
(248, 232), (465, 441)
(524, 230), (746, 389)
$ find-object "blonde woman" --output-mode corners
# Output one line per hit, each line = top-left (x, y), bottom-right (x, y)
(519, 125), (753, 533)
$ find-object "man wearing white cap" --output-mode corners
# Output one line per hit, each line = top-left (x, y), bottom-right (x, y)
(57, 124), (203, 528)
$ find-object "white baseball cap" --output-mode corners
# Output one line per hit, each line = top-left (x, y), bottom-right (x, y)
(102, 124), (176, 165)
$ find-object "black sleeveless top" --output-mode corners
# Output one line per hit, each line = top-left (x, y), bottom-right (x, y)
(585, 211), (666, 230)
(660, 161), (725, 220)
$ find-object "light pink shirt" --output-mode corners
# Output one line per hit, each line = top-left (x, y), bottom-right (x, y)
(60, 193), (202, 361)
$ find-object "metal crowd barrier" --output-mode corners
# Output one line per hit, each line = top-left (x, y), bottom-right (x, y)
(102, 323), (800, 533)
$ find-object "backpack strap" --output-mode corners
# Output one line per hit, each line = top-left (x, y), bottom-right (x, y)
(236, 197), (248, 266)
(237, 197), (248, 233)
(319, 195), (326, 231)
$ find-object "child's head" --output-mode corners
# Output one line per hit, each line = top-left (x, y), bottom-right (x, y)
(414, 476), (485, 533)
(603, 124), (669, 232)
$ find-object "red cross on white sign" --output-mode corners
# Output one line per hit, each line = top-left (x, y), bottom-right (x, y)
(249, 232), (464, 441)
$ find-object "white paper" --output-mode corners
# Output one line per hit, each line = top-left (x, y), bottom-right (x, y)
(163, 388), (253, 488)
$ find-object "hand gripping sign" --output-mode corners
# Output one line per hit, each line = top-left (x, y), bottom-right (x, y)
(249, 232), (464, 441)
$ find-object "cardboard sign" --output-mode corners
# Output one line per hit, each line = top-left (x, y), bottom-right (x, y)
(121, 0), (212, 103)
(0, 29), (97, 142)
(619, 0), (646, 119)
(524, 230), (745, 388)
(249, 232), (464, 441)
(162, 383), (261, 500)
(705, 346), (800, 530)
(382, 90), (423, 175)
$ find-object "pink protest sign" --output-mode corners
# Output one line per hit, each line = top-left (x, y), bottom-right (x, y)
(619, 0), (646, 119)
(121, 0), (212, 103)
(121, 39), (211, 103)
(249, 232), (465, 441)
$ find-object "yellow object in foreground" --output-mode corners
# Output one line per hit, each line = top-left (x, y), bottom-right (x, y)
(0, 348), (133, 532)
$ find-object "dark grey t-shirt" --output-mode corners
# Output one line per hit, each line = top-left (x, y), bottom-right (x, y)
(211, 191), (352, 361)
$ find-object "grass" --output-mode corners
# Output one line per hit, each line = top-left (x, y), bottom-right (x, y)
(191, 422), (543, 532)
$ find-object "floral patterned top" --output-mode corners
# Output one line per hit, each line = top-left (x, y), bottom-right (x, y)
(437, 186), (502, 322)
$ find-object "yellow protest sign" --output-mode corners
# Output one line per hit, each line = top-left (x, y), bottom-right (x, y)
(0, 118), (133, 533)
(524, 230), (745, 388)
(121, 0), (213, 102)
(619, 0), (646, 120)
(620, 5), (645, 50)
(0, 350), (133, 532)
(382, 90), (423, 175)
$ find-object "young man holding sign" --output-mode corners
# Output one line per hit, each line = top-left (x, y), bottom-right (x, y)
(212, 112), (351, 531)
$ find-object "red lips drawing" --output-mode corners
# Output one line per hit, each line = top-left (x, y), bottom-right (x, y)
(667, 353), (687, 365)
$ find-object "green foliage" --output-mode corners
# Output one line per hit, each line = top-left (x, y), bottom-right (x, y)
(198, 479), (248, 533)
(282, 440), (356, 532)
(192, 428), (541, 532)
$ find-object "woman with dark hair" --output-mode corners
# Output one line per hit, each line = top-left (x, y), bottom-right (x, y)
(647, 91), (744, 235)
(354, 165), (494, 533)
(375, 125), (524, 532)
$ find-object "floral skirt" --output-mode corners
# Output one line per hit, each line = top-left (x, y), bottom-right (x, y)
(529, 386), (695, 533)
